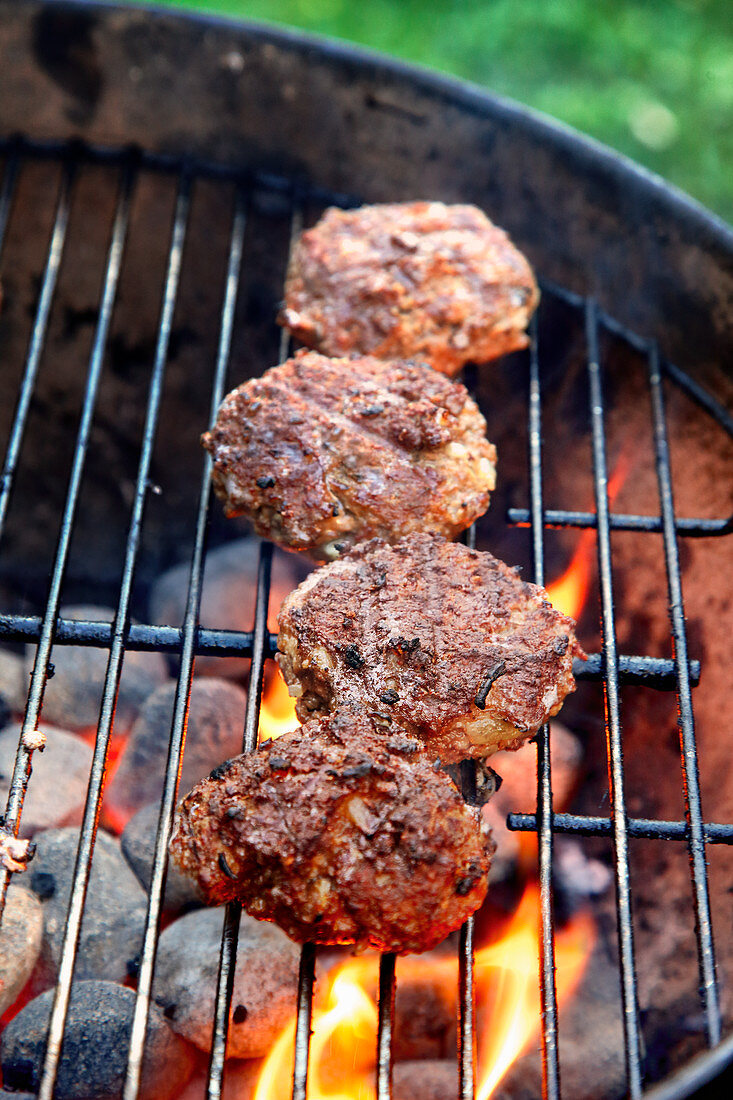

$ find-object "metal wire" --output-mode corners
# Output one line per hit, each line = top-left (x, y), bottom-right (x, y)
(119, 171), (194, 1100)
(0, 157), (74, 540)
(647, 344), (721, 1045)
(37, 161), (136, 1100)
(527, 310), (562, 1100)
(585, 300), (643, 1097)
(0, 615), (699, 687)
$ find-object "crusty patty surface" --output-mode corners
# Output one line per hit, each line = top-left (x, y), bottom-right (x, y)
(277, 534), (585, 763)
(201, 350), (496, 560)
(169, 710), (492, 954)
(279, 202), (539, 376)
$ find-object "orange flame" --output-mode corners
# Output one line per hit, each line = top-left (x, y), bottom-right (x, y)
(259, 668), (299, 743)
(253, 885), (594, 1100)
(545, 452), (631, 622)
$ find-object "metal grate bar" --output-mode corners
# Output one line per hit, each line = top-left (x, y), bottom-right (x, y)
(458, 759), (478, 1100)
(585, 300), (643, 1097)
(376, 953), (397, 1100)
(117, 172), (195, 1100)
(457, 519), (478, 1100)
(0, 134), (360, 213)
(0, 158), (74, 540)
(291, 943), (317, 1100)
(507, 507), (732, 538)
(202, 189), (268, 1100)
(527, 312), (562, 1100)
(1, 159), (116, 919)
(0, 614), (701, 688)
(37, 162), (136, 1100)
(508, 812), (733, 844)
(208, 538), (273, 1099)
(209, 197), (304, 1099)
(647, 344), (721, 1045)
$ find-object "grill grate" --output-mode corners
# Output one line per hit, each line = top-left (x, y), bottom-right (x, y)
(0, 138), (731, 1100)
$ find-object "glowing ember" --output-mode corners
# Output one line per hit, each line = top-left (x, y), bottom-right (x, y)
(259, 668), (299, 742)
(253, 885), (593, 1100)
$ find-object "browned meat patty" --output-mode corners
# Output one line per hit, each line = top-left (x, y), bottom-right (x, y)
(277, 534), (585, 763)
(169, 709), (492, 954)
(279, 202), (539, 376)
(201, 350), (496, 561)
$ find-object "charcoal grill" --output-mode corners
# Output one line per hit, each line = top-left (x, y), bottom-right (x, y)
(0, 2), (732, 1098)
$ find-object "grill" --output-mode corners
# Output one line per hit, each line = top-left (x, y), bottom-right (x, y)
(0, 3), (732, 1099)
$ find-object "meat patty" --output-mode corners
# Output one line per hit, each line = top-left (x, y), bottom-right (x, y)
(277, 534), (585, 763)
(201, 350), (496, 560)
(279, 202), (539, 376)
(169, 709), (492, 955)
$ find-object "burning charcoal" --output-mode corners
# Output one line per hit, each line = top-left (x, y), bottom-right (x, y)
(152, 906), (300, 1058)
(0, 980), (196, 1100)
(0, 724), (93, 837)
(0, 885), (44, 1016)
(121, 802), (202, 912)
(393, 1060), (456, 1100)
(25, 606), (168, 734)
(149, 537), (309, 679)
(0, 647), (26, 716)
(28, 827), (147, 984)
(105, 678), (247, 827)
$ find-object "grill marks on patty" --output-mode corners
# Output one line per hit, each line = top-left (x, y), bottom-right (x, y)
(277, 534), (585, 763)
(202, 351), (496, 560)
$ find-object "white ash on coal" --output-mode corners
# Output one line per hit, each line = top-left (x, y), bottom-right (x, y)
(0, 724), (93, 837)
(27, 827), (147, 985)
(152, 906), (300, 1059)
(0, 980), (196, 1100)
(104, 678), (247, 828)
(0, 885), (43, 1016)
(149, 537), (309, 680)
(24, 606), (168, 734)
(121, 802), (203, 912)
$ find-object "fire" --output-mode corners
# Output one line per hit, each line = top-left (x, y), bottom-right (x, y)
(474, 885), (593, 1098)
(258, 667), (299, 742)
(545, 528), (595, 622)
(253, 885), (594, 1100)
(545, 452), (631, 621)
(254, 957), (379, 1100)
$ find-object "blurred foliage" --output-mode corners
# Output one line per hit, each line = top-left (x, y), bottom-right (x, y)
(135, 0), (732, 222)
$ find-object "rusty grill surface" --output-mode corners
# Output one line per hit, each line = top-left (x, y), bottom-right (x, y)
(0, 137), (731, 1100)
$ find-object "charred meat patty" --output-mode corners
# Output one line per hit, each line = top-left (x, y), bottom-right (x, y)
(279, 202), (539, 377)
(169, 709), (492, 954)
(277, 534), (585, 763)
(201, 350), (496, 560)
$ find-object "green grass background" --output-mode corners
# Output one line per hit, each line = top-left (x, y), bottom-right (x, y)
(132, 0), (732, 223)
